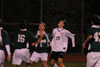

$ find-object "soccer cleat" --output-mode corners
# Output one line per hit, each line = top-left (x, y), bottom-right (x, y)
(60, 64), (65, 67)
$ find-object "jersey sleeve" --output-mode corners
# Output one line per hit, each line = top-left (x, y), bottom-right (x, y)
(87, 28), (93, 36)
(45, 33), (51, 47)
(65, 30), (75, 37)
(27, 31), (36, 53)
(65, 30), (75, 47)
(28, 31), (37, 43)
(52, 28), (56, 37)
(2, 30), (11, 45)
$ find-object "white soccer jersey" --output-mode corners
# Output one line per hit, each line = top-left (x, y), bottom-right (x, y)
(50, 28), (75, 52)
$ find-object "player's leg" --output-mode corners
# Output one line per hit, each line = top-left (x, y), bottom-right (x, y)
(41, 60), (48, 67)
(30, 60), (34, 67)
(50, 59), (56, 67)
(12, 50), (22, 67)
(89, 52), (100, 67)
(41, 53), (48, 67)
(0, 50), (5, 67)
(57, 52), (65, 67)
(12, 60), (22, 67)
(12, 64), (17, 67)
(95, 56), (100, 67)
(50, 51), (58, 67)
(58, 58), (65, 67)
(30, 52), (40, 66)
(87, 52), (99, 67)
(22, 49), (31, 67)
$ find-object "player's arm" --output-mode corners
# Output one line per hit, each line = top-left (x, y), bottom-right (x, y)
(3, 30), (11, 62)
(52, 28), (55, 37)
(83, 35), (93, 48)
(50, 29), (55, 47)
(65, 30), (75, 47)
(45, 33), (51, 53)
(5, 45), (11, 62)
(28, 32), (37, 46)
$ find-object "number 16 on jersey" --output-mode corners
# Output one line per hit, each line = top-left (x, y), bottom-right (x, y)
(17, 34), (25, 43)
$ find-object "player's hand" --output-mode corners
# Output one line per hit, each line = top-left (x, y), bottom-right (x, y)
(7, 55), (11, 62)
(32, 43), (36, 46)
(12, 42), (14, 45)
(83, 43), (86, 48)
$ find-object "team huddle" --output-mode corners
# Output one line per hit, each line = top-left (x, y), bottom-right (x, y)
(1, 15), (100, 67)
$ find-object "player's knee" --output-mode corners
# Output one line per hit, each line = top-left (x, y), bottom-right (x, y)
(12, 65), (17, 67)
(50, 61), (53, 64)
(58, 61), (63, 65)
(41, 60), (48, 67)
(43, 63), (48, 67)
(30, 60), (34, 65)
(58, 58), (63, 64)
(50, 62), (55, 66)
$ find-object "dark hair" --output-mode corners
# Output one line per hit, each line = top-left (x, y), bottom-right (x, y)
(92, 15), (100, 25)
(57, 18), (67, 26)
(19, 20), (27, 29)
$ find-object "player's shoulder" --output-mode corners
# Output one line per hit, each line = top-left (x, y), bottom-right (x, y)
(1, 29), (8, 34)
(26, 30), (32, 33)
(53, 28), (58, 31)
(63, 28), (71, 32)
(88, 28), (93, 31)
(26, 30), (33, 35)
(88, 25), (100, 31)
(44, 32), (50, 37)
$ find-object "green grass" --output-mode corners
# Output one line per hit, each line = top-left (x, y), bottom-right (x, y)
(4, 61), (86, 67)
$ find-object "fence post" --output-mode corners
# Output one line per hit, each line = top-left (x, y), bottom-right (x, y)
(81, 0), (84, 55)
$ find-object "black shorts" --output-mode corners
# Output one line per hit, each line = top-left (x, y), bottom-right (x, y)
(50, 51), (64, 61)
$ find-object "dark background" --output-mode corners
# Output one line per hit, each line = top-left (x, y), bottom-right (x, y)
(0, 0), (100, 54)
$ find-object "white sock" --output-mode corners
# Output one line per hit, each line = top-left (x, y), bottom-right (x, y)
(54, 63), (58, 67)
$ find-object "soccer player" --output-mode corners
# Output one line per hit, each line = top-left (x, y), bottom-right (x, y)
(50, 19), (75, 67)
(30, 22), (50, 67)
(0, 24), (11, 67)
(12, 21), (35, 67)
(83, 15), (100, 67)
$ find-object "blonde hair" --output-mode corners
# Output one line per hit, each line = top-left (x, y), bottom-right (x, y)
(40, 21), (46, 27)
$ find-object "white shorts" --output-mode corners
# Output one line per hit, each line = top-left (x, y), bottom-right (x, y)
(87, 52), (100, 67)
(12, 48), (30, 65)
(0, 50), (5, 67)
(30, 52), (48, 63)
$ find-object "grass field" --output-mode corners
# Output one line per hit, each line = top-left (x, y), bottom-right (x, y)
(4, 61), (86, 67)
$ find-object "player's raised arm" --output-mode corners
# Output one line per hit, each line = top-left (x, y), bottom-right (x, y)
(65, 30), (75, 47)
(52, 28), (56, 37)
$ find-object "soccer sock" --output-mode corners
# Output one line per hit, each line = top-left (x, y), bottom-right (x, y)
(60, 63), (65, 67)
(53, 63), (58, 67)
